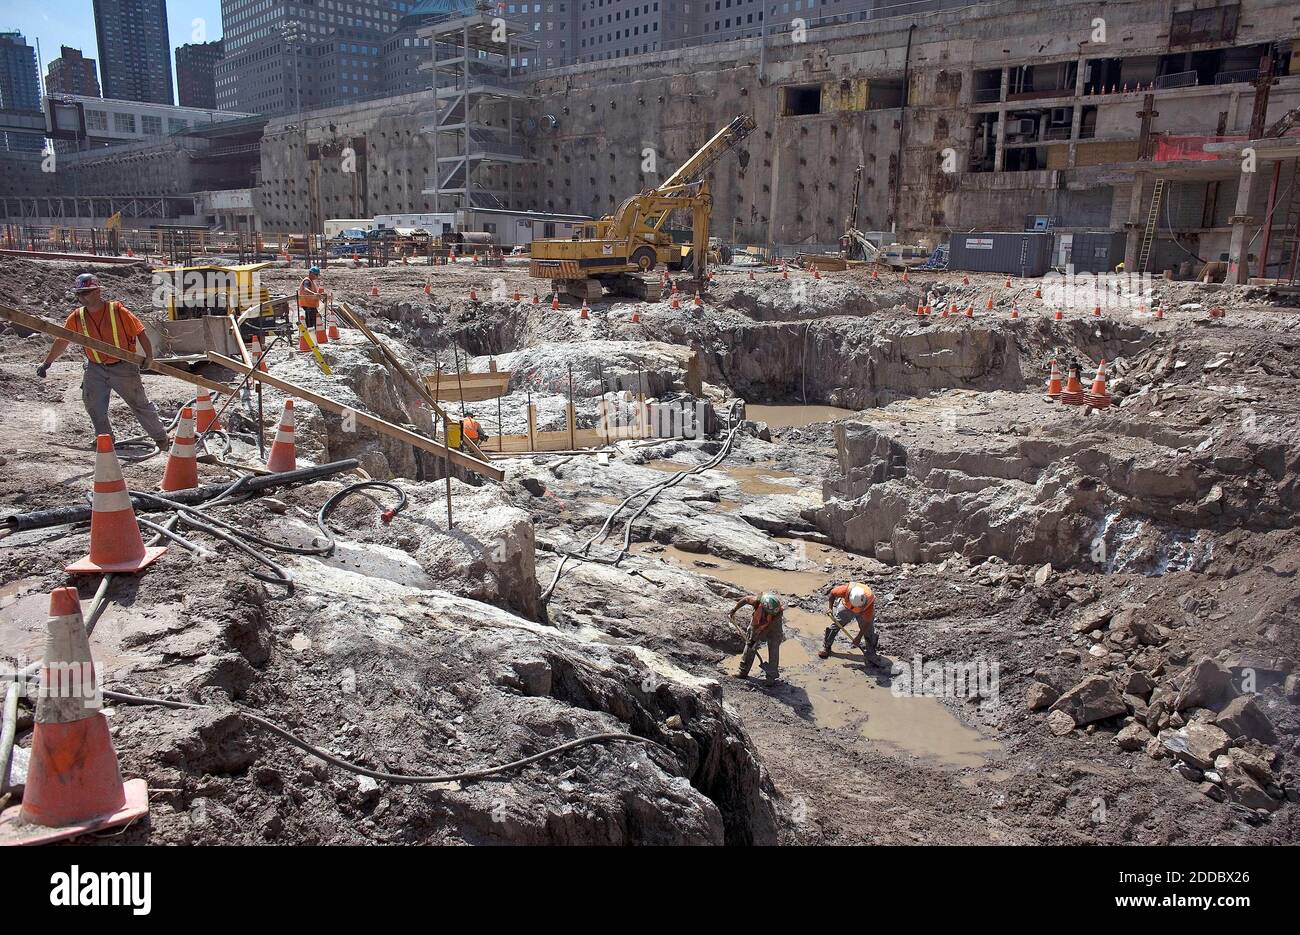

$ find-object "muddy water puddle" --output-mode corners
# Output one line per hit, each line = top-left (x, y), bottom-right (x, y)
(718, 464), (803, 497)
(745, 404), (858, 429)
(629, 543), (826, 595)
(722, 609), (1000, 769)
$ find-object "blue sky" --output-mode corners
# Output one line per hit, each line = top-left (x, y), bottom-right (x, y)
(2, 0), (223, 102)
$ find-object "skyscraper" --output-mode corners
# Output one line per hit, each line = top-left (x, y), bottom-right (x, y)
(0, 31), (42, 152)
(176, 39), (224, 110)
(46, 46), (102, 98)
(93, 0), (174, 104)
(215, 0), (402, 115)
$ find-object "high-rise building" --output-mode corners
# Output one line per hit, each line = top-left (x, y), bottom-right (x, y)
(46, 46), (102, 98)
(93, 0), (174, 104)
(0, 31), (43, 152)
(216, 0), (403, 115)
(176, 39), (224, 110)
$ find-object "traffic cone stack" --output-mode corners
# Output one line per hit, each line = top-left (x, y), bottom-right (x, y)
(266, 401), (297, 473)
(194, 391), (221, 433)
(248, 335), (269, 373)
(1084, 359), (1112, 408)
(1045, 360), (1062, 398)
(0, 588), (148, 844)
(160, 407), (199, 492)
(65, 435), (167, 574)
(1059, 364), (1086, 406)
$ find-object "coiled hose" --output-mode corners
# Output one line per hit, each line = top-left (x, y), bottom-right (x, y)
(540, 400), (745, 602)
(102, 689), (661, 785)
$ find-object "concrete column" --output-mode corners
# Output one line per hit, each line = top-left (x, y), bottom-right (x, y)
(1227, 161), (1258, 284)
(1068, 57), (1086, 168)
(999, 66), (1009, 102)
(1123, 174), (1146, 271)
(993, 111), (1007, 172)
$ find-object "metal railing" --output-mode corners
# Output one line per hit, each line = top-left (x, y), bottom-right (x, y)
(1214, 68), (1258, 85)
(1155, 70), (1198, 89)
(973, 87), (1001, 104)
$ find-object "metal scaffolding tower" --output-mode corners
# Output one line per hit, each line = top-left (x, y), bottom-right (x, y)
(420, 10), (536, 212)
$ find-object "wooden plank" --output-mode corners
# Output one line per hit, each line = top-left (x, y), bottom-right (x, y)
(0, 302), (239, 396)
(423, 371), (511, 402)
(335, 302), (490, 463)
(205, 352), (505, 481)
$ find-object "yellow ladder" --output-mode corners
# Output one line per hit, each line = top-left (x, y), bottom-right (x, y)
(1137, 178), (1166, 273)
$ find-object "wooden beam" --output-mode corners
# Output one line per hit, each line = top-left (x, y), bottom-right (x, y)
(0, 302), (239, 396)
(205, 352), (505, 481)
(335, 301), (491, 463)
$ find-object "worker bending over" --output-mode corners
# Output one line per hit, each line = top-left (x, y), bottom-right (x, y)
(459, 415), (486, 449)
(36, 272), (170, 450)
(298, 266), (326, 330)
(730, 592), (784, 684)
(821, 581), (877, 659)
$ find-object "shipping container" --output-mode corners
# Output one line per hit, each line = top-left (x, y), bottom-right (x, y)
(1066, 231), (1126, 274)
(946, 231), (1054, 276)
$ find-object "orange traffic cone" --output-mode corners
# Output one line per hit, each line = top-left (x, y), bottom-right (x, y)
(748, 269), (755, 281)
(315, 316), (328, 344)
(945, 303), (956, 318)
(1004, 276), (1011, 288)
(917, 302), (927, 317)
(985, 295), (994, 311)
(1084, 360), (1112, 408)
(965, 305), (974, 318)
(1154, 305), (1165, 320)
(0, 588), (148, 844)
(781, 264), (788, 280)
(1034, 286), (1042, 299)
(66, 435), (167, 574)
(693, 292), (704, 308)
(1060, 364), (1085, 405)
(812, 264), (821, 281)
(248, 334), (269, 373)
(901, 270), (910, 283)
(328, 320), (340, 340)
(194, 391), (221, 434)
(532, 292), (540, 305)
(671, 294), (681, 309)
(266, 400), (297, 473)
(469, 287), (478, 302)
(126, 247), (134, 257)
(1046, 360), (1062, 398)
(160, 407), (199, 492)
(512, 289), (522, 301)
(551, 293), (560, 310)
(1092, 304), (1102, 318)
(423, 280), (432, 296)
(579, 301), (590, 320)
(298, 329), (311, 352)
(962, 274), (969, 285)
(1010, 306), (1019, 319)
(370, 284), (380, 297)
(632, 305), (642, 323)
(671, 282), (679, 296)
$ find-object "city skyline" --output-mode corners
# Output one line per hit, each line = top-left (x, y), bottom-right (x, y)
(2, 0), (221, 102)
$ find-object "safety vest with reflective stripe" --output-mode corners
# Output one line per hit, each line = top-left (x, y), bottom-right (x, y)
(298, 277), (322, 308)
(77, 302), (132, 365)
(462, 417), (481, 441)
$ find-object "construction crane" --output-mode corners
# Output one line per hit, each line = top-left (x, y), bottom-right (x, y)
(840, 164), (879, 262)
(529, 114), (756, 297)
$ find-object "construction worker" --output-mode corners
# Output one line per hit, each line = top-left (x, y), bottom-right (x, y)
(729, 592), (784, 684)
(36, 273), (170, 450)
(298, 266), (326, 330)
(460, 415), (485, 448)
(821, 581), (877, 660)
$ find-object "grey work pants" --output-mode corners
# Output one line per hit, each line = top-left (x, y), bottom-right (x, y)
(740, 625), (782, 682)
(81, 361), (169, 445)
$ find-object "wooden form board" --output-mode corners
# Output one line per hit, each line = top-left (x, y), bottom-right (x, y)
(0, 303), (239, 397)
(206, 352), (504, 481)
(486, 399), (678, 455)
(424, 370), (512, 402)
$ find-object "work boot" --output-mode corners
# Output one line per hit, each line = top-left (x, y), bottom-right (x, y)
(819, 627), (834, 659)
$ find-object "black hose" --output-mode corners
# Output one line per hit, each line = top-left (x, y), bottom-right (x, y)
(316, 481), (408, 554)
(102, 690), (661, 785)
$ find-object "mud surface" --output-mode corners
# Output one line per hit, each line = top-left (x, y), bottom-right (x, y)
(1, 254), (1298, 845)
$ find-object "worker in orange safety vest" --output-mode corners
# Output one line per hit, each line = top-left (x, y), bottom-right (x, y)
(729, 592), (784, 684)
(821, 581), (878, 660)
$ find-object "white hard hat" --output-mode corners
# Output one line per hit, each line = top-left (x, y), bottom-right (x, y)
(848, 584), (869, 609)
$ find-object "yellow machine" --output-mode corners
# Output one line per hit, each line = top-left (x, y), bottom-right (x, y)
(529, 115), (755, 292)
(160, 263), (282, 322)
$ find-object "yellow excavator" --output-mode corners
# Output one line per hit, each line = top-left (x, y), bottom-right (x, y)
(529, 114), (756, 296)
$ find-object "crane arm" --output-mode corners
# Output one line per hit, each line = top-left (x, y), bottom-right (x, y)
(658, 115), (756, 191)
